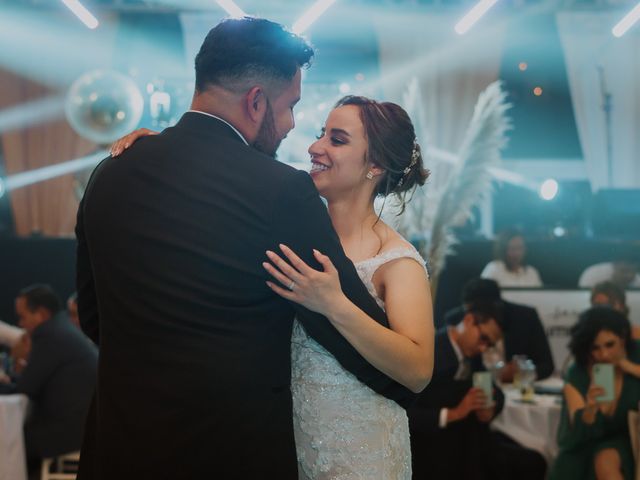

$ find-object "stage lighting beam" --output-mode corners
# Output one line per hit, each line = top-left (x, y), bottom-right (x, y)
(4, 151), (107, 192)
(454, 0), (499, 35)
(612, 2), (640, 37)
(215, 0), (246, 18)
(292, 0), (338, 34)
(61, 0), (99, 29)
(0, 96), (65, 134)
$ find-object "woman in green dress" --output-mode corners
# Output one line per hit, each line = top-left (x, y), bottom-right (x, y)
(550, 307), (640, 480)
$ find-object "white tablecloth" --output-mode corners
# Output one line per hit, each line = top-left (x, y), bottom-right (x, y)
(492, 387), (562, 463)
(0, 394), (29, 480)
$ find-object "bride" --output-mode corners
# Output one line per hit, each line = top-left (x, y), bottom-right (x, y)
(112, 95), (434, 479)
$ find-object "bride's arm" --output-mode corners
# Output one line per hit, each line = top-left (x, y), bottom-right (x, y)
(265, 245), (434, 393)
(332, 255), (434, 393)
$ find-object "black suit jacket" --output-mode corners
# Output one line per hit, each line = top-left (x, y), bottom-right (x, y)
(75, 113), (413, 479)
(1, 313), (97, 458)
(442, 300), (555, 379)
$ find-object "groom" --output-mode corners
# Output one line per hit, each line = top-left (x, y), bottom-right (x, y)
(76, 17), (414, 479)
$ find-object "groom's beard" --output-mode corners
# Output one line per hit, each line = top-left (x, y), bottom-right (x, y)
(253, 100), (281, 158)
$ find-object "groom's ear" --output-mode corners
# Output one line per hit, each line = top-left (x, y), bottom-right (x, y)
(245, 86), (267, 124)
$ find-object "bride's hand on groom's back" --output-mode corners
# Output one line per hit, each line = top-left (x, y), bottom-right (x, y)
(263, 244), (347, 317)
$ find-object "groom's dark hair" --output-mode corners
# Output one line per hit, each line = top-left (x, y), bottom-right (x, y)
(195, 17), (314, 93)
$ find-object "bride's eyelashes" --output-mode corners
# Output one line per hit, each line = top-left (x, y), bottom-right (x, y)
(316, 129), (348, 146)
(316, 127), (349, 146)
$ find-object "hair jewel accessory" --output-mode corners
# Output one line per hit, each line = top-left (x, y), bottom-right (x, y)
(397, 138), (419, 188)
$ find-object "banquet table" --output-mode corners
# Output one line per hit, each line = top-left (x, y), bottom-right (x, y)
(0, 394), (29, 480)
(492, 386), (563, 464)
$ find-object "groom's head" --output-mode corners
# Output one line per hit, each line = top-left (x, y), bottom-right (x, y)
(192, 17), (314, 156)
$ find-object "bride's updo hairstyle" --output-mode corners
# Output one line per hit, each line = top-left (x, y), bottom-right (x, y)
(333, 95), (429, 212)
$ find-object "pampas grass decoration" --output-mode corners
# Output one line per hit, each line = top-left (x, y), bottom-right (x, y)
(385, 81), (511, 293)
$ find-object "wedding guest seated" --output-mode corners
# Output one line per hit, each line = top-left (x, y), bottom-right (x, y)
(481, 228), (543, 287)
(442, 278), (554, 381)
(409, 301), (546, 480)
(0, 284), (98, 470)
(591, 281), (630, 317)
(579, 258), (640, 289)
(589, 281), (640, 342)
(550, 307), (640, 480)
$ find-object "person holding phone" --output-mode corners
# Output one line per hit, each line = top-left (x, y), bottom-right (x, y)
(409, 301), (547, 480)
(550, 307), (640, 480)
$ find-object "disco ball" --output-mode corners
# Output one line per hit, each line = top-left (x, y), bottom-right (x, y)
(65, 70), (144, 144)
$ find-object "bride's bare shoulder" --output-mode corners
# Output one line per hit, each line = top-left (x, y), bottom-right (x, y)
(376, 222), (414, 254)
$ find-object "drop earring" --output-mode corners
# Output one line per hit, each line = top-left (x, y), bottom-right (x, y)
(366, 171), (374, 180)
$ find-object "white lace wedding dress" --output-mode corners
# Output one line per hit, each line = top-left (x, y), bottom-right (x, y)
(291, 246), (426, 480)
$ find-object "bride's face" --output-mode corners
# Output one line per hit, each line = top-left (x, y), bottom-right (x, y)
(308, 105), (374, 199)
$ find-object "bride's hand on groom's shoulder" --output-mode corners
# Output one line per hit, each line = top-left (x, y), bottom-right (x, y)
(263, 244), (345, 316)
(110, 128), (159, 157)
